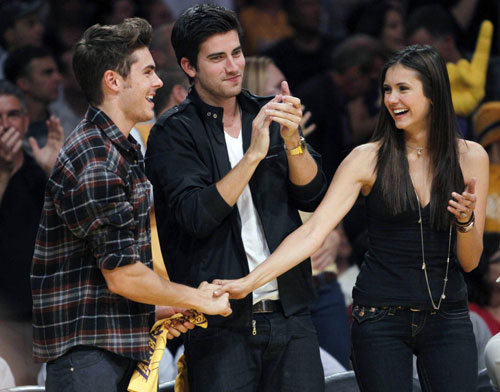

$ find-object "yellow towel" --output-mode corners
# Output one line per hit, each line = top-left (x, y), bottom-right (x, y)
(128, 311), (207, 392)
(174, 354), (189, 392)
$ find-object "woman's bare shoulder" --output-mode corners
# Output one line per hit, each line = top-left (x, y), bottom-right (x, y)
(340, 141), (379, 187)
(458, 139), (489, 163)
(349, 141), (381, 159)
(457, 139), (489, 180)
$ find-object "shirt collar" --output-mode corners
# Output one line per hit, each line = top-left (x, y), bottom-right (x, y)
(85, 106), (141, 155)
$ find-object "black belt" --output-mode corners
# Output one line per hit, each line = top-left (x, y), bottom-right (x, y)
(252, 300), (281, 313)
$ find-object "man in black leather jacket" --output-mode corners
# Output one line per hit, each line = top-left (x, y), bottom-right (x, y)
(145, 4), (328, 391)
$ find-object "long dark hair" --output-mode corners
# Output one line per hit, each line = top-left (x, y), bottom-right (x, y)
(371, 45), (464, 230)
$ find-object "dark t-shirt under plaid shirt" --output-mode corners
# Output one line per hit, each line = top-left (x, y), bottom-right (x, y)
(31, 106), (155, 362)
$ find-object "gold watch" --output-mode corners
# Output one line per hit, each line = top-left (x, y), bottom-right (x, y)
(285, 136), (306, 156)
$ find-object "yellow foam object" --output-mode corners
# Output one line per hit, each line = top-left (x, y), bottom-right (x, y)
(447, 20), (493, 117)
(128, 311), (207, 392)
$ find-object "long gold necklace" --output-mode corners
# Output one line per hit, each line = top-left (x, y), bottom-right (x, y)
(414, 190), (452, 311)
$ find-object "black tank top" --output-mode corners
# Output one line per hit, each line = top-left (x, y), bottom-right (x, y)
(352, 176), (468, 310)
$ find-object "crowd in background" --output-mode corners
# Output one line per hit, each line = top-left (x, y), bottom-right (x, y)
(1, 0), (500, 388)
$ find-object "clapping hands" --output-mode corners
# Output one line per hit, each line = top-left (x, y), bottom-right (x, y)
(30, 115), (64, 176)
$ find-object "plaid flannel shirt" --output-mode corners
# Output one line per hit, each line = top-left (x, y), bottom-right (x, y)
(31, 106), (155, 362)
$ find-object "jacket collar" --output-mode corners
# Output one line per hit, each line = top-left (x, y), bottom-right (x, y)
(188, 87), (264, 121)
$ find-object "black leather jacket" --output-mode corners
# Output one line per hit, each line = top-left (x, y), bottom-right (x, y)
(145, 88), (328, 329)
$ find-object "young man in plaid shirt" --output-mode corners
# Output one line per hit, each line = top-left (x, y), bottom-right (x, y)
(31, 17), (231, 392)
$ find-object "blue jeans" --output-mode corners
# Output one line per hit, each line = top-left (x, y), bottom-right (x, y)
(45, 346), (137, 392)
(185, 311), (325, 392)
(310, 279), (350, 369)
(351, 305), (478, 392)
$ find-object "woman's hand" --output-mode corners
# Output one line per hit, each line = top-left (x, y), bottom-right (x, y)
(448, 177), (477, 223)
(212, 276), (254, 300)
(197, 281), (232, 316)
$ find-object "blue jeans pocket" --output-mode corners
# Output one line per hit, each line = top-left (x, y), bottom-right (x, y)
(352, 305), (388, 324)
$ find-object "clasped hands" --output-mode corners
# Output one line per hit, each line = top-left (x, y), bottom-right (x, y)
(248, 80), (302, 161)
(157, 281), (232, 340)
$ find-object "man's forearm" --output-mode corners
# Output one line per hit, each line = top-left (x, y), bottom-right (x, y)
(102, 262), (216, 311)
(283, 131), (319, 186)
(216, 151), (262, 207)
(286, 148), (319, 186)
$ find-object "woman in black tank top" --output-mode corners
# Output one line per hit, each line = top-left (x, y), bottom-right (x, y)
(214, 45), (489, 391)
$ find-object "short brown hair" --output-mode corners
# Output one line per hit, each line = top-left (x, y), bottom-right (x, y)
(73, 17), (153, 106)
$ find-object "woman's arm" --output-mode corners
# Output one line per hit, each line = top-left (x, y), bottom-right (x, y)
(214, 143), (377, 299)
(448, 141), (489, 272)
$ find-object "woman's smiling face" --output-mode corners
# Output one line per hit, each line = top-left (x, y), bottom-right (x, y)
(383, 64), (432, 133)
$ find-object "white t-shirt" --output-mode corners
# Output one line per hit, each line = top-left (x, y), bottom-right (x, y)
(224, 130), (279, 304)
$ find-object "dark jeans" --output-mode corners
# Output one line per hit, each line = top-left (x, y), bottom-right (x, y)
(185, 311), (325, 392)
(45, 345), (137, 392)
(310, 278), (350, 369)
(351, 305), (478, 392)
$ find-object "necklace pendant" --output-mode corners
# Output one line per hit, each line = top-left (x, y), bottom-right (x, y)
(417, 147), (423, 156)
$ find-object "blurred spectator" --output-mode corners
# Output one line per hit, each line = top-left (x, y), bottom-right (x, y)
(451, 0), (500, 57)
(135, 67), (189, 146)
(242, 56), (316, 135)
(406, 0), (500, 56)
(474, 102), (500, 233)
(0, 0), (45, 78)
(0, 356), (15, 388)
(344, 2), (400, 153)
(138, 0), (174, 27)
(471, 99), (500, 378)
(101, 0), (136, 25)
(296, 34), (384, 182)
(50, 48), (87, 135)
(319, 0), (360, 41)
(263, 0), (338, 91)
(466, 232), (500, 370)
(4, 45), (67, 149)
(347, 0), (405, 57)
(0, 80), (62, 385)
(154, 68), (189, 119)
(238, 0), (293, 55)
(135, 67), (190, 149)
(406, 4), (500, 105)
(151, 22), (178, 69)
(242, 56), (284, 95)
(165, 0), (236, 19)
(44, 0), (93, 55)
